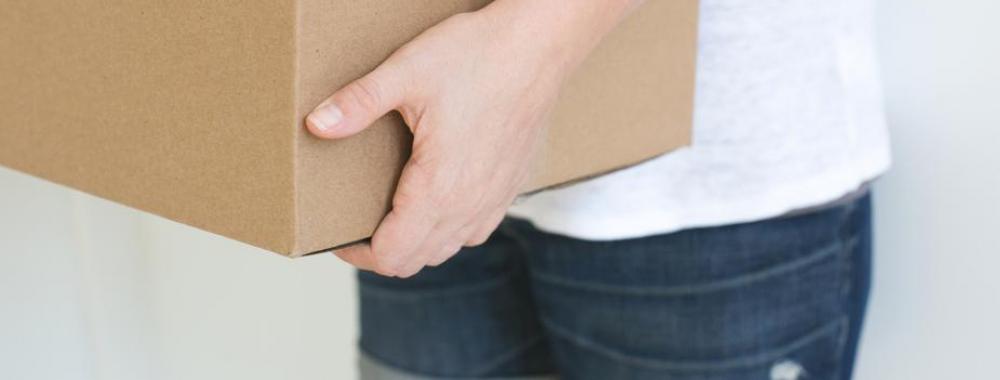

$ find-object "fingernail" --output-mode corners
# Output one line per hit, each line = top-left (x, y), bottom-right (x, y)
(307, 104), (344, 132)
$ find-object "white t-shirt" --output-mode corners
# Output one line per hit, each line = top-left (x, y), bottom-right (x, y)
(508, 0), (891, 239)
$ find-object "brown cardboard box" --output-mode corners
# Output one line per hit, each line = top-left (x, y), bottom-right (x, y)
(0, 0), (698, 257)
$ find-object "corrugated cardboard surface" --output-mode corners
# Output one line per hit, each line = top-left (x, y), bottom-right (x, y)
(0, 0), (298, 253)
(1, 0), (697, 257)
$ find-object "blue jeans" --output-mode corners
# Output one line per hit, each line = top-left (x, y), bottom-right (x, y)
(357, 193), (872, 380)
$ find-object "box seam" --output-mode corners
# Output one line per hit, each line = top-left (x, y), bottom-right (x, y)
(288, 0), (304, 257)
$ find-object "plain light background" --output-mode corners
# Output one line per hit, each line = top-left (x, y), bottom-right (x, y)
(2, 0), (998, 378)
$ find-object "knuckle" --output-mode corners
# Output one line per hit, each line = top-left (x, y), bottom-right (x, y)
(374, 263), (401, 278)
(395, 262), (425, 278)
(426, 256), (447, 267)
(427, 243), (460, 267)
(394, 158), (439, 206)
(404, 155), (437, 186)
(396, 268), (421, 279)
(370, 253), (404, 277)
(347, 76), (385, 114)
(467, 218), (501, 246)
(466, 233), (491, 247)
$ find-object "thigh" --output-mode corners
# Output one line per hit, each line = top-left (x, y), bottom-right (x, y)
(515, 195), (872, 380)
(357, 228), (555, 379)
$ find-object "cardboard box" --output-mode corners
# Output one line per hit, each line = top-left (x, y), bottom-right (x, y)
(0, 0), (698, 257)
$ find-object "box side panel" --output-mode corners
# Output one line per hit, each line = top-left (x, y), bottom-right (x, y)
(0, 1), (298, 254)
(530, 0), (699, 189)
(293, 0), (490, 255)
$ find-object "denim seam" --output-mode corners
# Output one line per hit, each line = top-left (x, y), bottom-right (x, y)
(529, 239), (850, 296)
(833, 223), (862, 379)
(359, 337), (554, 380)
(359, 348), (442, 380)
(466, 335), (549, 377)
(539, 316), (848, 372)
(360, 273), (516, 300)
(359, 344), (434, 379)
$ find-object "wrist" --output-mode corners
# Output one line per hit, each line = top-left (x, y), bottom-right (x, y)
(480, 0), (638, 74)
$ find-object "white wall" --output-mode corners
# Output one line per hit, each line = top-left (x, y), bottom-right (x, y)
(2, 1), (999, 379)
(856, 0), (1000, 378)
(0, 168), (360, 380)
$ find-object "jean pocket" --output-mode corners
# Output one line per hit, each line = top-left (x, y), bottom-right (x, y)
(541, 315), (848, 380)
(531, 237), (853, 380)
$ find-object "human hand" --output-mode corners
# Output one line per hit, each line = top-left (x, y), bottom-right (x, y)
(307, 0), (639, 277)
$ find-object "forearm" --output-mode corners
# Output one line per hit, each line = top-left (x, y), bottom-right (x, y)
(481, 0), (646, 74)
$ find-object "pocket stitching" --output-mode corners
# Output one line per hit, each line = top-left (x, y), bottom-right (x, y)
(540, 316), (849, 372)
(530, 239), (850, 297)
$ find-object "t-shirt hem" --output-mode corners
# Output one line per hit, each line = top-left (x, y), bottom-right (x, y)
(507, 153), (891, 241)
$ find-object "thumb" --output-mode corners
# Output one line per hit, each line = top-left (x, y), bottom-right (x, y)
(306, 61), (407, 139)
